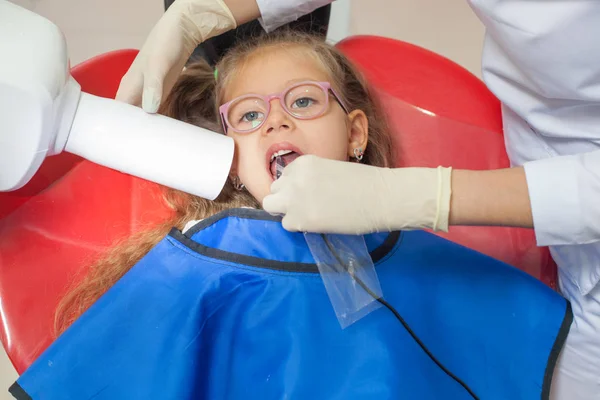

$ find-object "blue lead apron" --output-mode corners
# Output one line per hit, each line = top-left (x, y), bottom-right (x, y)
(11, 209), (571, 400)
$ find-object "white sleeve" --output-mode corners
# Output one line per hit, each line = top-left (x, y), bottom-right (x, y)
(524, 151), (600, 246)
(468, 0), (600, 246)
(256, 0), (335, 33)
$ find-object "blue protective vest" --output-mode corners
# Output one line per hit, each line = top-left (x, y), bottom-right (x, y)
(10, 209), (571, 400)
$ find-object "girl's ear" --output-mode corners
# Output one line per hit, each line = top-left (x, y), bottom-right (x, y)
(346, 109), (369, 159)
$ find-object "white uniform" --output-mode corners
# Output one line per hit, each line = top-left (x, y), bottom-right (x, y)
(257, 0), (600, 398)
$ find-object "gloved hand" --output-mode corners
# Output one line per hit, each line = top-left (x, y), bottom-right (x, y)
(115, 0), (237, 113)
(262, 155), (453, 235)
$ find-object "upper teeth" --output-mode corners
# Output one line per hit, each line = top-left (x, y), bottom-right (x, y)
(271, 150), (293, 162)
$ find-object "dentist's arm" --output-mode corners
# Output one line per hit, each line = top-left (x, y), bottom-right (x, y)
(262, 151), (599, 242)
(449, 167), (533, 229)
(262, 156), (534, 235)
(467, 0), (600, 246)
(255, 0), (335, 33)
(223, 0), (260, 25)
(116, 0), (246, 113)
(116, 0), (333, 113)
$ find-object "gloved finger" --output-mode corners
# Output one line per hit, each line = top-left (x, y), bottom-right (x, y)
(142, 74), (164, 114)
(281, 214), (302, 232)
(161, 56), (189, 103)
(141, 51), (188, 113)
(262, 193), (287, 216)
(279, 156), (305, 177)
(268, 176), (288, 194)
(284, 154), (320, 172)
(115, 71), (143, 106)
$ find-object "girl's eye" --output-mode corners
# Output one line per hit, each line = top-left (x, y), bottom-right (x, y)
(241, 111), (264, 122)
(292, 97), (315, 108)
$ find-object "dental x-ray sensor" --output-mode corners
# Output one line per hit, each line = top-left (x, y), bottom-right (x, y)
(0, 1), (234, 200)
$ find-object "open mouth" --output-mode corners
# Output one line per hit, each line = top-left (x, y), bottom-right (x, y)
(266, 144), (303, 181)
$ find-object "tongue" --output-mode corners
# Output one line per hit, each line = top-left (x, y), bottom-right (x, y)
(270, 152), (301, 179)
(281, 152), (300, 165)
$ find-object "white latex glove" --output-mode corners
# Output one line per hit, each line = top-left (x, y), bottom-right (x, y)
(115, 0), (237, 113)
(263, 155), (453, 235)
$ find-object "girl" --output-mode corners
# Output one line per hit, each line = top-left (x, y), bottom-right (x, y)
(12, 32), (570, 400)
(54, 30), (394, 334)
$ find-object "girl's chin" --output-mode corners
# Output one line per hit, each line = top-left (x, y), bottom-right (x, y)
(241, 186), (267, 204)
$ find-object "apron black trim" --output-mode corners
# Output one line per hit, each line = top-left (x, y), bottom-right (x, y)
(169, 208), (402, 273)
(8, 382), (31, 400)
(541, 300), (573, 400)
(183, 208), (282, 238)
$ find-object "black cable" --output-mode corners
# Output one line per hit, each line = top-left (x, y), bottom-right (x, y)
(320, 234), (480, 400)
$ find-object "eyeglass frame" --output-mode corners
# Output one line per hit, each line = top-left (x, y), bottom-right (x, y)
(218, 81), (349, 134)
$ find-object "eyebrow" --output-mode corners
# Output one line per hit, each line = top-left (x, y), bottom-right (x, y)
(226, 78), (325, 102)
(284, 78), (321, 86)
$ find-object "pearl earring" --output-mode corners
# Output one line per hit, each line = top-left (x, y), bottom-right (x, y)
(353, 147), (364, 162)
(232, 176), (245, 190)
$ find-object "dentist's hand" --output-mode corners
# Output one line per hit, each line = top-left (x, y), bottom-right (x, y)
(262, 155), (452, 235)
(115, 0), (237, 113)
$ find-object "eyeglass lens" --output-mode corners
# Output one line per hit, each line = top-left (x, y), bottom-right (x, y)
(227, 83), (328, 132)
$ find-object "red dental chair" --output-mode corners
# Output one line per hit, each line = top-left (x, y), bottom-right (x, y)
(0, 36), (557, 375)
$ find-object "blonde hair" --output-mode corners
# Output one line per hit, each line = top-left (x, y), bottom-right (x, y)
(54, 30), (395, 336)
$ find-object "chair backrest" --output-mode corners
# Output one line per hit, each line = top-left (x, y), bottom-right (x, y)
(0, 36), (557, 374)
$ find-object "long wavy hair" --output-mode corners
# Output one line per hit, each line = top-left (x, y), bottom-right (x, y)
(54, 30), (395, 336)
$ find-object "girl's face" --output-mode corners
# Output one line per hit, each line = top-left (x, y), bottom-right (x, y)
(221, 48), (369, 203)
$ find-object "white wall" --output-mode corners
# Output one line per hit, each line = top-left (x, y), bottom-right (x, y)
(1, 0), (485, 396)
(350, 0), (485, 77)
(8, 0), (163, 65)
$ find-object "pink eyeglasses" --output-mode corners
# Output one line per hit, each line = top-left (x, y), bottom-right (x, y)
(219, 81), (349, 134)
